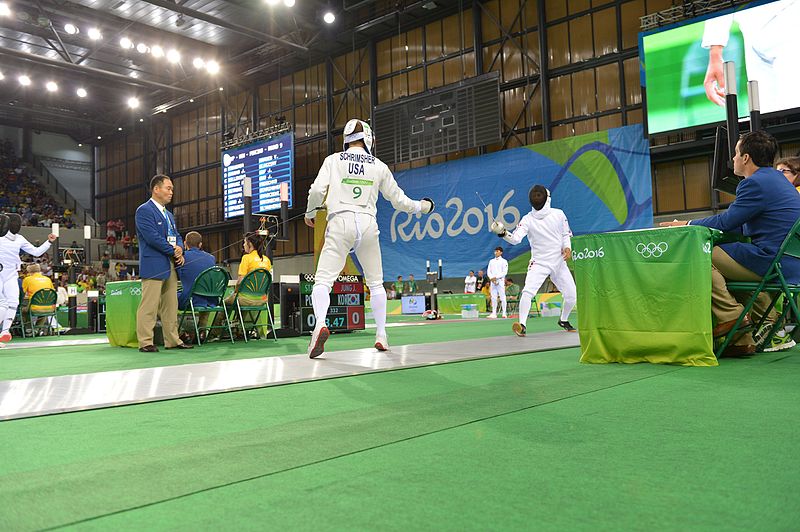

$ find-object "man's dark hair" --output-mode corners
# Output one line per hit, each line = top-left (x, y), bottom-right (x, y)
(150, 174), (171, 191)
(738, 131), (778, 168)
(495, 246), (503, 252)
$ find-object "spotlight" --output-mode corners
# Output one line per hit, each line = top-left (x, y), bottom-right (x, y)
(284, 0), (295, 6)
(206, 60), (220, 75)
(87, 27), (102, 40)
(120, 37), (133, 49)
(166, 49), (180, 63)
(97, 136), (102, 140)
(136, 43), (149, 54)
(151, 45), (164, 58)
(118, 127), (123, 131)
(175, 14), (186, 27)
(0, 3), (10, 17)
(76, 87), (87, 97)
(219, 87), (224, 91)
(139, 118), (144, 122)
(78, 143), (82, 147)
(18, 75), (31, 86)
(45, 81), (58, 92)
(129, 71), (139, 79)
(323, 11), (335, 24)
(0, 71), (4, 80)
(64, 23), (78, 35)
(192, 57), (205, 69)
(127, 97), (140, 109)
(189, 98), (194, 103)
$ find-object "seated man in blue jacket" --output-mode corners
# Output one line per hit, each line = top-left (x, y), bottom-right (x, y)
(661, 131), (800, 355)
(177, 231), (216, 341)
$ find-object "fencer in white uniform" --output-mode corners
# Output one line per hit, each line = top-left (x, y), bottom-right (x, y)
(0, 213), (56, 343)
(490, 185), (577, 336)
(486, 247), (508, 318)
(304, 119), (435, 358)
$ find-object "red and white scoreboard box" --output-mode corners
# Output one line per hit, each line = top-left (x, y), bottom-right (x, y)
(299, 273), (365, 334)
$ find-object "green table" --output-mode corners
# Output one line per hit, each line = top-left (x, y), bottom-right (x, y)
(437, 293), (487, 314)
(572, 226), (720, 366)
(105, 280), (142, 348)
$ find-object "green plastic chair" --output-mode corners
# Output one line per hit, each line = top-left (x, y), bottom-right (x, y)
(178, 266), (234, 346)
(716, 216), (800, 357)
(233, 268), (277, 342)
(10, 288), (26, 339)
(28, 288), (59, 337)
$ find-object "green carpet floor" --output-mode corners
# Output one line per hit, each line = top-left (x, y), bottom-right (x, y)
(2, 341), (799, 530)
(0, 316), (566, 381)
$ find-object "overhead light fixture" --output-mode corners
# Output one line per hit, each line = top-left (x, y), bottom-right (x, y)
(127, 97), (140, 109)
(120, 37), (133, 49)
(45, 81), (58, 92)
(0, 3), (10, 17)
(283, 0), (295, 6)
(422, 1), (437, 9)
(136, 43), (149, 54)
(189, 98), (194, 103)
(323, 11), (335, 24)
(192, 57), (205, 69)
(166, 49), (180, 63)
(151, 45), (164, 58)
(97, 136), (102, 140)
(64, 23), (78, 35)
(76, 87), (87, 98)
(78, 143), (82, 147)
(118, 127), (123, 131)
(139, 118), (144, 122)
(206, 60), (219, 75)
(129, 71), (139, 79)
(219, 87), (224, 91)
(87, 27), (102, 40)
(0, 71), (4, 80)
(18, 75), (31, 86)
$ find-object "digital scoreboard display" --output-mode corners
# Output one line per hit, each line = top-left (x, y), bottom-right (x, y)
(222, 132), (293, 219)
(299, 273), (365, 334)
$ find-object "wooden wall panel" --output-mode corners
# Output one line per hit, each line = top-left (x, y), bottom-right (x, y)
(684, 156), (711, 211)
(547, 23), (570, 68)
(596, 63), (621, 112)
(571, 69), (597, 116)
(593, 8), (618, 56)
(549, 75), (573, 121)
(654, 161), (684, 212)
(620, 0), (644, 50)
(569, 15), (593, 64)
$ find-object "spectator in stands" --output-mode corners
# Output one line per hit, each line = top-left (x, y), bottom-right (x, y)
(505, 277), (521, 299)
(118, 262), (129, 280)
(21, 263), (57, 331)
(177, 231), (216, 343)
(406, 274), (417, 294)
(776, 156), (800, 193)
(393, 275), (404, 298)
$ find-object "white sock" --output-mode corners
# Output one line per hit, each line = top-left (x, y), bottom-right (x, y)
(501, 298), (507, 316)
(518, 293), (533, 328)
(1, 305), (16, 334)
(370, 285), (387, 338)
(561, 293), (576, 321)
(311, 284), (330, 330)
(491, 295), (497, 314)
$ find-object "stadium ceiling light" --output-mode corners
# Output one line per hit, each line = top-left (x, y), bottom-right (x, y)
(166, 49), (180, 63)
(77, 143), (82, 147)
(87, 27), (102, 40)
(136, 43), (149, 54)
(218, 87), (223, 91)
(0, 71), (4, 80)
(189, 98), (194, 102)
(323, 11), (335, 24)
(45, 81), (58, 92)
(151, 45), (164, 58)
(283, 0), (295, 6)
(206, 60), (220, 75)
(139, 118), (144, 122)
(97, 136), (102, 140)
(64, 23), (78, 35)
(18, 75), (31, 86)
(0, 3), (10, 17)
(120, 37), (133, 49)
(127, 97), (140, 109)
(192, 57), (205, 69)
(129, 71), (139, 78)
(118, 127), (123, 131)
(76, 87), (87, 97)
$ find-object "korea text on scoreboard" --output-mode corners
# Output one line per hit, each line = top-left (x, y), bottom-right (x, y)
(299, 274), (365, 334)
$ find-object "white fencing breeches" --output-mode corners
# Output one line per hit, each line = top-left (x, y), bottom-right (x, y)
(518, 260), (577, 327)
(0, 271), (20, 334)
(490, 278), (506, 316)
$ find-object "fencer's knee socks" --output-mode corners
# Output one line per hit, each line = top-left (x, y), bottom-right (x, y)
(1, 304), (16, 334)
(561, 292), (576, 322)
(518, 292), (534, 328)
(311, 284), (331, 330)
(369, 285), (387, 338)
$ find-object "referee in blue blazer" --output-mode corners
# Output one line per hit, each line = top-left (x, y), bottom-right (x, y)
(661, 131), (800, 355)
(135, 175), (193, 352)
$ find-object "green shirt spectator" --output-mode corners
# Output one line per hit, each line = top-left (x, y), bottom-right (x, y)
(394, 276), (404, 296)
(406, 274), (417, 294)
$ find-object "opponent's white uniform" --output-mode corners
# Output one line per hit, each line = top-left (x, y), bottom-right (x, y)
(486, 256), (508, 317)
(306, 146), (423, 343)
(0, 233), (51, 335)
(501, 197), (576, 327)
(464, 274), (477, 293)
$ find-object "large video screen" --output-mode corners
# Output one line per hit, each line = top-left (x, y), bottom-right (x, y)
(222, 132), (293, 219)
(641, 0), (799, 134)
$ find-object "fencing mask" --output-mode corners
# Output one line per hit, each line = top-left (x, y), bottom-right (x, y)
(343, 119), (374, 154)
(528, 185), (550, 211)
(0, 213), (9, 238)
(7, 213), (22, 234)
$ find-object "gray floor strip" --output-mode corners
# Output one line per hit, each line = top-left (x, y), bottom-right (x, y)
(0, 332), (580, 421)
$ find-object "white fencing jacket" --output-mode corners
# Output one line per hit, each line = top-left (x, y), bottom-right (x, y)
(487, 256), (508, 282)
(502, 198), (572, 268)
(0, 234), (51, 277)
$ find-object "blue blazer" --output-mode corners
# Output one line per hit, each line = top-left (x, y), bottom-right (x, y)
(135, 199), (183, 280)
(177, 247), (217, 309)
(690, 167), (800, 282)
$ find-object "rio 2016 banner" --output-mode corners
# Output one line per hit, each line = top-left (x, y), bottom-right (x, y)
(376, 124), (653, 279)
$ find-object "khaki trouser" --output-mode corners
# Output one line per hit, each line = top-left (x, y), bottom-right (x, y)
(136, 263), (182, 348)
(711, 247), (778, 346)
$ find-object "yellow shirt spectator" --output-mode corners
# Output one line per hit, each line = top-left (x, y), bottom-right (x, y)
(238, 250), (272, 278)
(22, 272), (54, 298)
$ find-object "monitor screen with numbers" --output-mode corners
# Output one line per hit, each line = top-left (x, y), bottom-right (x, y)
(222, 132), (294, 219)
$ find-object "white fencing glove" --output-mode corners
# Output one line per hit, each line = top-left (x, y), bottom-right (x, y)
(420, 197), (435, 214)
(490, 220), (507, 237)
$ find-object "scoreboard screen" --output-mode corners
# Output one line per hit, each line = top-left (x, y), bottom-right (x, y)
(299, 273), (365, 334)
(222, 132), (294, 219)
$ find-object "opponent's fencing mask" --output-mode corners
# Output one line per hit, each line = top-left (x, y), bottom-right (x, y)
(343, 119), (374, 155)
(528, 185), (550, 211)
(0, 213), (9, 238)
(7, 213), (22, 234)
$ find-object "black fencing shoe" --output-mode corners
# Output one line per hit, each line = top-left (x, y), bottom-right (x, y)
(512, 323), (526, 337)
(557, 320), (576, 332)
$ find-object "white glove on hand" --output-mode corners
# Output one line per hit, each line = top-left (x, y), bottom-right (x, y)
(420, 197), (435, 214)
(490, 220), (506, 236)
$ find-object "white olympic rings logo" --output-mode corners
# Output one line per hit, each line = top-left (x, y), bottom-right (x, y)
(130, 287), (142, 296)
(636, 242), (668, 258)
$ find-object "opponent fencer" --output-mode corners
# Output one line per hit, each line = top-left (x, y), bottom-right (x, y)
(490, 185), (577, 336)
(0, 213), (57, 344)
(304, 119), (435, 358)
(486, 246), (508, 319)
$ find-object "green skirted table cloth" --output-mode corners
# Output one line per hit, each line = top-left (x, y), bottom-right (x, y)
(105, 280), (142, 348)
(436, 293), (487, 314)
(572, 226), (723, 366)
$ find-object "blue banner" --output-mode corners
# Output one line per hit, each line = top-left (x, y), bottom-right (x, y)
(376, 124), (653, 279)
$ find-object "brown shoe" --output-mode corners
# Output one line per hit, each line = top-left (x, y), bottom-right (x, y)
(138, 345), (159, 353)
(720, 343), (756, 357)
(713, 315), (753, 337)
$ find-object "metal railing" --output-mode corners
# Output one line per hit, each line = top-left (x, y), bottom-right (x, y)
(31, 156), (97, 228)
